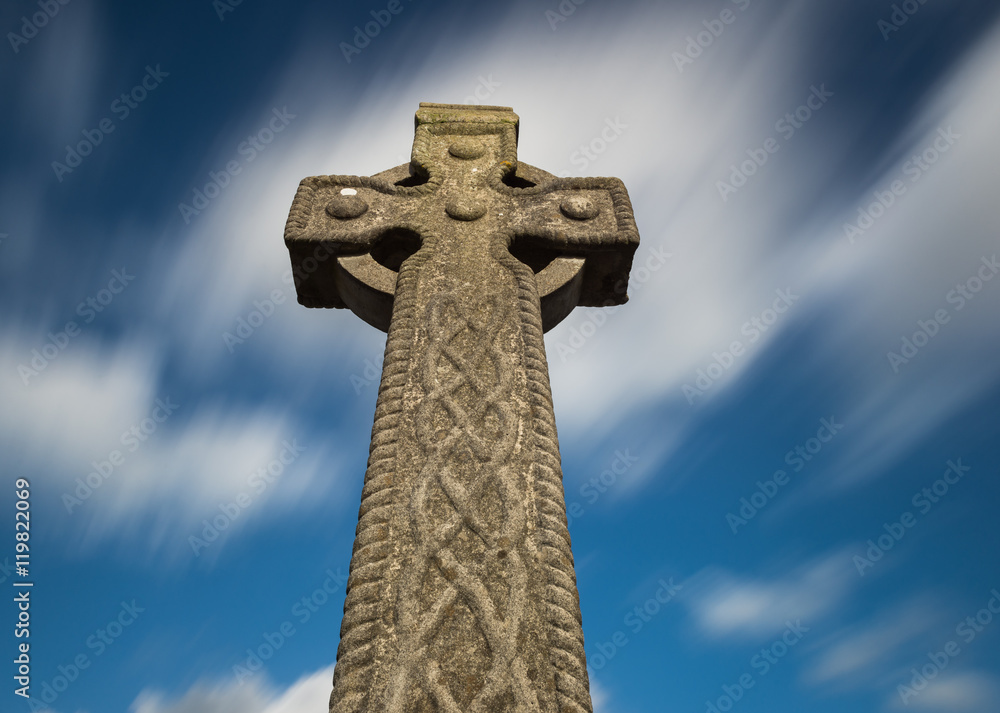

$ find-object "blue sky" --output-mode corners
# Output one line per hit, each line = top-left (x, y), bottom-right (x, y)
(3, 0), (1000, 712)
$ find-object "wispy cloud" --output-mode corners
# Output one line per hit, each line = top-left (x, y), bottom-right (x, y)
(0, 330), (159, 468)
(590, 677), (612, 713)
(886, 671), (1000, 713)
(130, 666), (333, 713)
(0, 330), (347, 563)
(801, 593), (1000, 711)
(683, 552), (856, 640)
(887, 671), (1000, 712)
(802, 597), (942, 689)
(782, 19), (1000, 498)
(551, 3), (1000, 504)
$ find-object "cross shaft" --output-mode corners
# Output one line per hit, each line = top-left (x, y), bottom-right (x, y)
(284, 103), (639, 713)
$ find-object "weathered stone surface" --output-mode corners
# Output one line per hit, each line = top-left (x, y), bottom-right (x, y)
(283, 103), (639, 713)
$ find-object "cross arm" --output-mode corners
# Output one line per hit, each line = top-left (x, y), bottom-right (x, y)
(507, 176), (639, 306)
(284, 174), (415, 308)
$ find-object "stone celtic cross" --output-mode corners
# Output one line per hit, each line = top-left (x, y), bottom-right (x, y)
(283, 103), (639, 713)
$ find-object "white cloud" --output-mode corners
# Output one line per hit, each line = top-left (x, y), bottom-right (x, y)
(77, 400), (343, 564)
(542, 3), (818, 434)
(546, 3), (1000, 500)
(590, 677), (612, 713)
(684, 553), (855, 640)
(130, 666), (333, 713)
(888, 671), (1000, 712)
(0, 329), (158, 468)
(774, 19), (1000, 499)
(801, 595), (1000, 711)
(802, 598), (941, 688)
(148, 77), (412, 380)
(0, 329), (347, 563)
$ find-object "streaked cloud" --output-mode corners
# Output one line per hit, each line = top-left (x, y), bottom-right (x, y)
(130, 666), (333, 713)
(887, 671), (1000, 712)
(802, 597), (941, 688)
(683, 553), (855, 640)
(0, 329), (346, 563)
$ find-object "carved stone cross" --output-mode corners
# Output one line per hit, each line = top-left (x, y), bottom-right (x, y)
(283, 103), (639, 713)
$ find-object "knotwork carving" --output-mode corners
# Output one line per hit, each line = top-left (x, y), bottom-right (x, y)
(385, 292), (538, 713)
